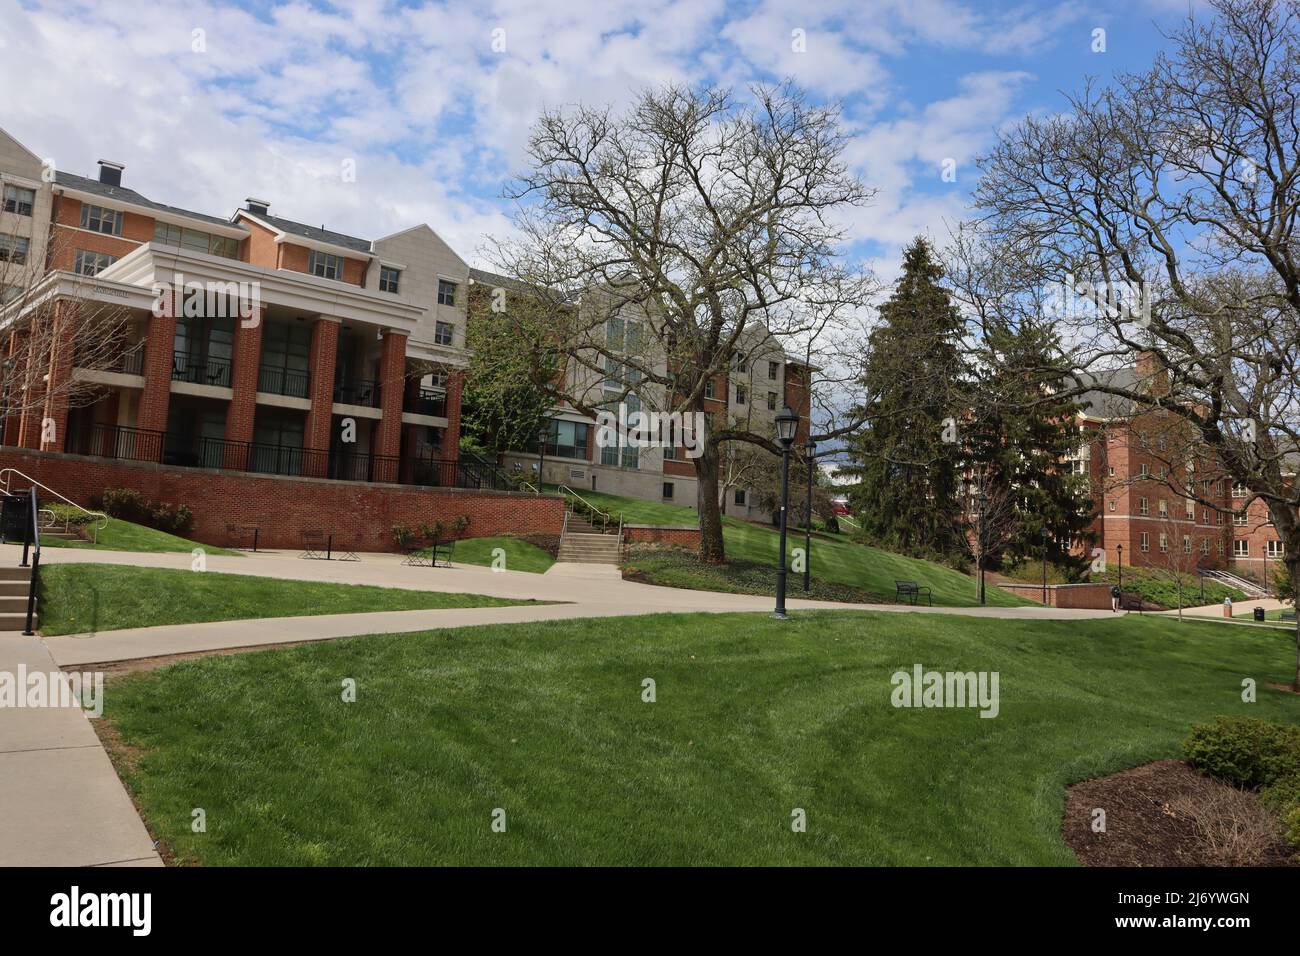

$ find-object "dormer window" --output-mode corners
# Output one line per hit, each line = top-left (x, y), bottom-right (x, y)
(308, 251), (342, 280)
(81, 204), (123, 236)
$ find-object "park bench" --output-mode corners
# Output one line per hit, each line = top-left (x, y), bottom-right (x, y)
(895, 580), (932, 606)
(402, 539), (456, 569)
(1281, 608), (1297, 624)
(300, 530), (359, 561)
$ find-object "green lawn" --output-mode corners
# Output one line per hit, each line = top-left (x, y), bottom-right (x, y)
(559, 486), (1025, 607)
(39, 564), (548, 636)
(40, 517), (241, 557)
(1092, 566), (1244, 610)
(103, 610), (1300, 866)
(449, 536), (555, 574)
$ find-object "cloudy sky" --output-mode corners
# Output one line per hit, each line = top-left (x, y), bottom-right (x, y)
(0, 0), (1202, 274)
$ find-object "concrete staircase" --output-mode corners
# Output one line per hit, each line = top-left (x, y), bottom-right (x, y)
(556, 513), (623, 565)
(0, 565), (36, 632)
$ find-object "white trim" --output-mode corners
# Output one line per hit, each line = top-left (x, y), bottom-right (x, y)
(236, 211), (373, 260)
(56, 185), (249, 238)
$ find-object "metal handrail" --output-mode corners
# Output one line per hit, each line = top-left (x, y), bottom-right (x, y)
(557, 484), (624, 535)
(518, 480), (540, 495)
(0, 468), (108, 541)
(22, 487), (39, 635)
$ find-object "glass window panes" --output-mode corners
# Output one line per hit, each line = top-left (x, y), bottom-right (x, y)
(0, 236), (29, 264)
(3, 185), (34, 216)
(380, 266), (400, 293)
(80, 204), (123, 235)
(434, 321), (453, 346)
(437, 279), (457, 305)
(308, 251), (342, 279)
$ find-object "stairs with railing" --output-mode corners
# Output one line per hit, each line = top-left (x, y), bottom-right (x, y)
(555, 485), (624, 565)
(1201, 566), (1268, 599)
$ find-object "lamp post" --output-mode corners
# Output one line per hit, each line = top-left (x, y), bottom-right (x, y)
(803, 438), (815, 592)
(1116, 543), (1123, 591)
(536, 421), (549, 489)
(976, 489), (988, 606)
(1041, 526), (1050, 605)
(773, 405), (800, 619)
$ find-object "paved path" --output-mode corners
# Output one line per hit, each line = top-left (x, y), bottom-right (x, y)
(21, 544), (1116, 666)
(0, 635), (161, 866)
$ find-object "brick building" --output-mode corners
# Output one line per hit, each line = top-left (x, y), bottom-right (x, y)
(1072, 356), (1285, 587)
(0, 127), (566, 545)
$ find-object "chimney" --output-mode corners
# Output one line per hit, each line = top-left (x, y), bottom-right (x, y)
(97, 160), (124, 187)
(245, 197), (270, 216)
(1136, 350), (1170, 398)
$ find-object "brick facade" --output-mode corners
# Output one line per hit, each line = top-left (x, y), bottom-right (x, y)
(224, 305), (264, 453)
(303, 318), (339, 470)
(0, 447), (563, 552)
(375, 329), (407, 458)
(138, 306), (177, 433)
(623, 525), (701, 548)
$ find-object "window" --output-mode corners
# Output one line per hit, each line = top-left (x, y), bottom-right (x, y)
(1234, 539), (1249, 557)
(3, 185), (34, 216)
(0, 236), (29, 265)
(663, 443), (676, 461)
(735, 384), (747, 405)
(1183, 535), (1192, 554)
(258, 321), (312, 397)
(539, 420), (588, 460)
(80, 203), (123, 235)
(1157, 499), (1168, 517)
(734, 489), (746, 505)
(733, 354), (747, 373)
(1203, 509), (1210, 523)
(1232, 482), (1248, 498)
(1200, 538), (1210, 554)
(1266, 540), (1284, 557)
(1186, 501), (1195, 520)
(434, 321), (454, 346)
(1108, 500), (1116, 511)
(600, 443), (638, 469)
(379, 266), (401, 294)
(1217, 511), (1225, 525)
(1158, 533), (1168, 553)
(1217, 539), (1225, 555)
(1138, 496), (1149, 516)
(437, 279), (457, 306)
(663, 482), (674, 499)
(1108, 466), (1115, 477)
(704, 379), (715, 400)
(768, 360), (779, 380)
(1140, 463), (1149, 477)
(1234, 511), (1248, 526)
(152, 222), (238, 259)
(307, 251), (342, 280)
(1140, 532), (1149, 552)
(74, 249), (116, 276)
(766, 391), (777, 411)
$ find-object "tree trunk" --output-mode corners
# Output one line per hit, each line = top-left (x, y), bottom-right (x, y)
(696, 437), (727, 564)
(1289, 554), (1300, 693)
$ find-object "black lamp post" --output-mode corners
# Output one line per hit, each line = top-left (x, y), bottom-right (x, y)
(802, 438), (815, 592)
(1116, 543), (1123, 591)
(536, 421), (549, 488)
(976, 489), (988, 606)
(1041, 526), (1050, 604)
(773, 405), (800, 619)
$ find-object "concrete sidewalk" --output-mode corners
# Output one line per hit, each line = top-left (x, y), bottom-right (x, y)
(0, 635), (161, 866)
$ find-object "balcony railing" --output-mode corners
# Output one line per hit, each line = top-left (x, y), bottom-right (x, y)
(67, 422), (166, 464)
(173, 350), (233, 388)
(65, 427), (513, 492)
(71, 342), (146, 376)
(333, 379), (380, 408)
(405, 387), (447, 418)
(258, 364), (309, 399)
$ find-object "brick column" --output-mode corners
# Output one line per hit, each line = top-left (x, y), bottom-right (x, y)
(139, 302), (177, 436)
(443, 369), (464, 463)
(41, 301), (74, 452)
(375, 330), (408, 470)
(17, 330), (46, 449)
(224, 307), (264, 469)
(302, 318), (338, 477)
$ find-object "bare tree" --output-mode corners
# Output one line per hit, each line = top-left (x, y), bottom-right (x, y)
(970, 0), (1300, 687)
(0, 223), (134, 446)
(486, 81), (875, 562)
(964, 464), (1022, 604)
(1151, 514), (1204, 621)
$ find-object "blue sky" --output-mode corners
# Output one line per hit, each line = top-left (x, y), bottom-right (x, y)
(0, 0), (1203, 273)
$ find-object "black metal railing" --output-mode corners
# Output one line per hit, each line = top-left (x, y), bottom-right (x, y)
(22, 487), (38, 635)
(258, 364), (309, 398)
(119, 344), (145, 376)
(68, 422), (167, 463)
(333, 379), (380, 407)
(71, 342), (146, 376)
(173, 350), (233, 388)
(404, 387), (447, 417)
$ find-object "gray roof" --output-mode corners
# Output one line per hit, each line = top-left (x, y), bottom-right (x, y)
(250, 213), (372, 254)
(1069, 366), (1144, 419)
(55, 171), (234, 229)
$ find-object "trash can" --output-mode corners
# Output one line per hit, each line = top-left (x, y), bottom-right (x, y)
(1254, 607), (1266, 622)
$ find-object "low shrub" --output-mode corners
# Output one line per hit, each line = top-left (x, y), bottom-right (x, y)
(94, 488), (193, 536)
(1285, 806), (1300, 852)
(1183, 716), (1300, 789)
(45, 503), (97, 526)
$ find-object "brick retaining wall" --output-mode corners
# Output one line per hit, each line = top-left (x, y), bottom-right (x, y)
(998, 582), (1114, 609)
(0, 448), (564, 552)
(622, 525), (701, 549)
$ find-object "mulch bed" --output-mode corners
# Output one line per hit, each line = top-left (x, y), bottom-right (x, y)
(1064, 759), (1297, 866)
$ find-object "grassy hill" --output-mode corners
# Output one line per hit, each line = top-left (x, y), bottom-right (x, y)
(556, 486), (1026, 607)
(39, 517), (241, 556)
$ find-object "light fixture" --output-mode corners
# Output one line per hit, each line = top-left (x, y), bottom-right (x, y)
(775, 405), (799, 445)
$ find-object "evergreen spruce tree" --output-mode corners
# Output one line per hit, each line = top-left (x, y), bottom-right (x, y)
(843, 238), (968, 557)
(965, 321), (1096, 571)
